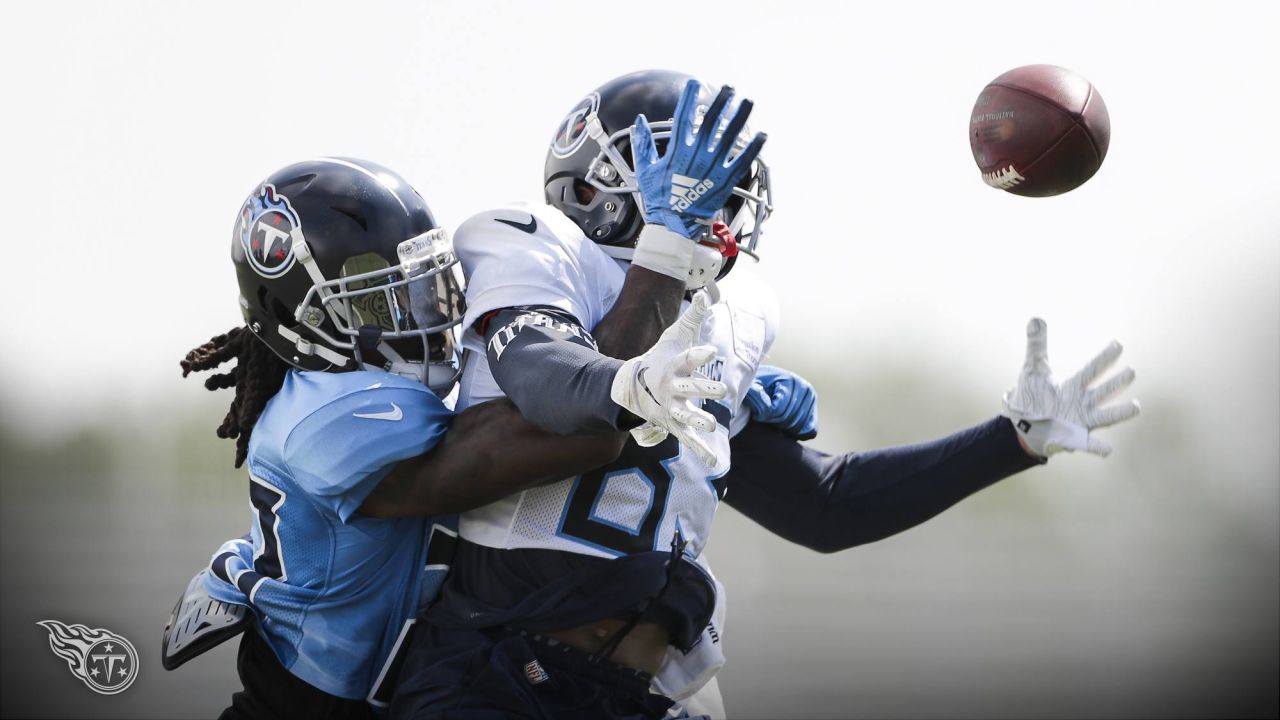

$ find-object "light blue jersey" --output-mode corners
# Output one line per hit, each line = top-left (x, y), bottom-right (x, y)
(204, 369), (455, 701)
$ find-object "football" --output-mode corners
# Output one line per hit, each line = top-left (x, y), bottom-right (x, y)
(969, 64), (1110, 197)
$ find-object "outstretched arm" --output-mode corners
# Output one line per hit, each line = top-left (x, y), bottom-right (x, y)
(358, 398), (627, 518)
(726, 320), (1139, 552)
(723, 418), (1041, 553)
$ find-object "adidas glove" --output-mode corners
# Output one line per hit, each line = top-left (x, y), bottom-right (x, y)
(632, 80), (766, 240)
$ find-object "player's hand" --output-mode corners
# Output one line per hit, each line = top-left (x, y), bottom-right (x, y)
(632, 79), (766, 239)
(611, 290), (727, 466)
(1001, 318), (1141, 458)
(745, 365), (819, 440)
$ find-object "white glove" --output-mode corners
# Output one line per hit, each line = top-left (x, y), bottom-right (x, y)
(1001, 318), (1141, 458)
(611, 290), (728, 466)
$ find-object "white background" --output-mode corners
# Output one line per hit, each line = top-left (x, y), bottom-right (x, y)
(1, 1), (1276, 717)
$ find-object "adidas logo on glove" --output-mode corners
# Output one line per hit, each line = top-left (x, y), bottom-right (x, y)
(670, 174), (715, 211)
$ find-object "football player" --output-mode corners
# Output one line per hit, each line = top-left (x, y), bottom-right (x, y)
(387, 71), (1140, 720)
(164, 157), (732, 719)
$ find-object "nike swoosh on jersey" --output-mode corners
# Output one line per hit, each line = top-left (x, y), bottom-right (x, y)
(353, 404), (403, 421)
(494, 215), (538, 234)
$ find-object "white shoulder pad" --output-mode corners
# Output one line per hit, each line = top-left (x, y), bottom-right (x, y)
(453, 202), (624, 347)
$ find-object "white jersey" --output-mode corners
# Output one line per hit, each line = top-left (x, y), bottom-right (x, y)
(451, 201), (776, 701)
(453, 201), (778, 562)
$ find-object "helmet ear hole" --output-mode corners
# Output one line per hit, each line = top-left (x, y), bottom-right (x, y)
(256, 286), (293, 327)
(572, 180), (597, 205)
(270, 297), (296, 328)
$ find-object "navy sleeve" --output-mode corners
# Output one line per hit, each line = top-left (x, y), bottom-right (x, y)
(483, 306), (635, 435)
(722, 416), (1045, 553)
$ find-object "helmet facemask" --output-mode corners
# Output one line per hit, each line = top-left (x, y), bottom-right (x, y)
(291, 228), (465, 396)
(582, 113), (773, 261)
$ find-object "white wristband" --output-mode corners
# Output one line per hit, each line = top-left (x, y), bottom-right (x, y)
(631, 224), (695, 281)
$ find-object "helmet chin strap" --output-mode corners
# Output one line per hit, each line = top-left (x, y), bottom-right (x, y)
(276, 325), (353, 369)
(369, 335), (427, 384)
(599, 244), (636, 262)
(367, 358), (460, 399)
(366, 333), (460, 399)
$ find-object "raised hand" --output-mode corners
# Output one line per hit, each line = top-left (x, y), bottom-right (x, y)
(1002, 318), (1141, 458)
(632, 79), (766, 239)
(610, 290), (727, 466)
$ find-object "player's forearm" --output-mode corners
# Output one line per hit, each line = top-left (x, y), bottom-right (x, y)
(359, 399), (626, 518)
(590, 265), (686, 359)
(723, 417), (1043, 553)
(481, 267), (684, 435)
(485, 307), (632, 434)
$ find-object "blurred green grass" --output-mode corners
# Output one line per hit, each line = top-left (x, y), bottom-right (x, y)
(2, 364), (1276, 718)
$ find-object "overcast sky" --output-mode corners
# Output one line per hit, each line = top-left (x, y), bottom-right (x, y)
(1, 0), (1276, 470)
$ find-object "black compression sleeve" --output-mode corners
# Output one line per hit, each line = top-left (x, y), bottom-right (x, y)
(722, 416), (1044, 553)
(483, 306), (633, 435)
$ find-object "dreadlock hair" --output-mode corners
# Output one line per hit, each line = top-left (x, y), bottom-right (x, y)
(181, 326), (290, 469)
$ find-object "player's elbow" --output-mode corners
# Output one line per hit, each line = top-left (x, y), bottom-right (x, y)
(803, 523), (885, 554)
(794, 517), (860, 554)
(800, 535), (845, 554)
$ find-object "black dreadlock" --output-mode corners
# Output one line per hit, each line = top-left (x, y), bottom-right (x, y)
(180, 326), (289, 468)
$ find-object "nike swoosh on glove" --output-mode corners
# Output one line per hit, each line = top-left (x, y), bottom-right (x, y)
(1002, 318), (1141, 458)
(611, 290), (728, 466)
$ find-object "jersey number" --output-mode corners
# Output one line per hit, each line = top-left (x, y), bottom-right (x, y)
(560, 436), (679, 555)
(249, 476), (287, 581)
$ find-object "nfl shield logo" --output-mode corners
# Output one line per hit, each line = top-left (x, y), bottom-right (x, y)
(524, 659), (550, 685)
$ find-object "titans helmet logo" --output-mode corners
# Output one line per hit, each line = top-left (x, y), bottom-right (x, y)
(550, 92), (600, 158)
(238, 183), (301, 278)
(37, 620), (140, 695)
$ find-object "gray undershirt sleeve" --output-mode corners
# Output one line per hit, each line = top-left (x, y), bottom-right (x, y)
(482, 306), (639, 435)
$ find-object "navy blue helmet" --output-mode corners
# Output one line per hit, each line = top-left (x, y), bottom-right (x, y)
(543, 70), (773, 270)
(232, 158), (464, 395)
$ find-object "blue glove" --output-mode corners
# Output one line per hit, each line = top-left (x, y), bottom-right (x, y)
(632, 80), (767, 239)
(745, 365), (818, 440)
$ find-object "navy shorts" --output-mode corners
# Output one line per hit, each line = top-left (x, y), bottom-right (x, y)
(387, 624), (675, 720)
(219, 629), (374, 720)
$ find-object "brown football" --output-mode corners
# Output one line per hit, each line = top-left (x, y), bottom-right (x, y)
(969, 64), (1110, 197)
